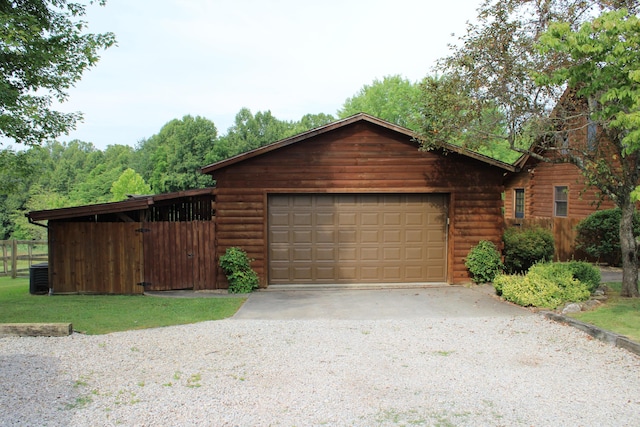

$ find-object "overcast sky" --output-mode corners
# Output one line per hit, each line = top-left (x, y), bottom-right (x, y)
(57, 0), (482, 149)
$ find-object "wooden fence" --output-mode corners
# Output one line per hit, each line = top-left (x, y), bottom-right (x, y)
(504, 218), (585, 262)
(0, 240), (48, 278)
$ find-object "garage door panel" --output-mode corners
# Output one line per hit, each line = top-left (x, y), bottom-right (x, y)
(292, 248), (312, 261)
(293, 212), (312, 226)
(271, 230), (290, 243)
(338, 212), (357, 225)
(316, 247), (335, 260)
(383, 230), (401, 243)
(338, 247), (357, 261)
(316, 230), (335, 243)
(316, 212), (335, 225)
(362, 229), (380, 243)
(361, 212), (381, 225)
(269, 194), (447, 284)
(338, 230), (357, 243)
(293, 230), (312, 244)
(361, 247), (380, 260)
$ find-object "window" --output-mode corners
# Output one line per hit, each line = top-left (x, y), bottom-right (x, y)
(554, 186), (568, 217)
(514, 189), (525, 218)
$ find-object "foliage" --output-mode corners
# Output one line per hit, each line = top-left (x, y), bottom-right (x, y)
(218, 247), (260, 294)
(204, 108), (322, 165)
(0, 277), (245, 335)
(338, 75), (422, 130)
(503, 226), (555, 274)
(139, 115), (217, 193)
(0, 0), (115, 145)
(575, 208), (640, 266)
(465, 240), (504, 283)
(494, 262), (591, 309)
(110, 168), (151, 201)
(418, 1), (640, 296)
(565, 261), (601, 294)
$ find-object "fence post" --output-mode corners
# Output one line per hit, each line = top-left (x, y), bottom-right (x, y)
(2, 242), (7, 275)
(11, 240), (17, 279)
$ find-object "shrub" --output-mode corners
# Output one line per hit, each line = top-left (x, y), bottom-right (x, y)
(494, 262), (591, 309)
(566, 261), (601, 293)
(503, 226), (554, 274)
(219, 247), (260, 294)
(575, 208), (640, 266)
(465, 240), (503, 283)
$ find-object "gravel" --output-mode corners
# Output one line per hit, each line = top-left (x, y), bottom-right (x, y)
(1, 315), (639, 426)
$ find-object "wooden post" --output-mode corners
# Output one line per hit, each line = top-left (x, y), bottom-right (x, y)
(11, 240), (17, 279)
(2, 242), (7, 275)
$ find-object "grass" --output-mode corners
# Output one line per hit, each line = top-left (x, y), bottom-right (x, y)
(0, 276), (246, 335)
(568, 282), (640, 343)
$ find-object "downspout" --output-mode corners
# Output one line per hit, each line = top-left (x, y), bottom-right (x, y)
(26, 215), (53, 295)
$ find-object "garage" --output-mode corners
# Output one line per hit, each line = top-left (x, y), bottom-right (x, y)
(268, 194), (448, 284)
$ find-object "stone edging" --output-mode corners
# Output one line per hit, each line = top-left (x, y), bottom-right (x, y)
(541, 311), (640, 357)
(0, 323), (73, 337)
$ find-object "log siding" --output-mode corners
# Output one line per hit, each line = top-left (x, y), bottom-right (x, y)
(209, 120), (507, 286)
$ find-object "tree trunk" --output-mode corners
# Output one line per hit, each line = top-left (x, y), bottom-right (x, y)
(619, 198), (640, 297)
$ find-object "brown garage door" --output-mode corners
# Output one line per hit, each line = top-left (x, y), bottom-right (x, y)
(268, 194), (448, 285)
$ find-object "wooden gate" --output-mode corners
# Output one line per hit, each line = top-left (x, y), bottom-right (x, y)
(142, 221), (217, 291)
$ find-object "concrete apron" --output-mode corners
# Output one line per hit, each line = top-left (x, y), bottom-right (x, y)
(232, 284), (531, 320)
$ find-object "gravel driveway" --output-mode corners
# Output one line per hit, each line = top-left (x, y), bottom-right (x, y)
(1, 290), (639, 426)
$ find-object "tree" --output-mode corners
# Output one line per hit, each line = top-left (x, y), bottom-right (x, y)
(71, 144), (135, 204)
(206, 108), (300, 164)
(338, 75), (422, 130)
(110, 168), (151, 201)
(142, 115), (216, 193)
(0, 0), (115, 145)
(535, 9), (640, 297)
(418, 1), (640, 297)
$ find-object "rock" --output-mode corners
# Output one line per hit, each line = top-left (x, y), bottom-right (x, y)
(562, 303), (582, 314)
(582, 299), (602, 311)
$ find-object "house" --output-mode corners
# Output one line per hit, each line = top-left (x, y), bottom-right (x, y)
(201, 113), (516, 287)
(502, 91), (617, 260)
(29, 114), (517, 293)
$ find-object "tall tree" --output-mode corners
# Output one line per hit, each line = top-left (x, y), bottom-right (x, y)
(535, 9), (640, 297)
(338, 75), (422, 130)
(206, 108), (299, 164)
(418, 1), (640, 296)
(0, 0), (115, 145)
(143, 115), (216, 192)
(110, 168), (151, 201)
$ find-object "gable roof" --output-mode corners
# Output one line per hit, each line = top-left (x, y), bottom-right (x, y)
(200, 113), (517, 174)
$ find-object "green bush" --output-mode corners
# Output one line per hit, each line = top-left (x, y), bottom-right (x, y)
(575, 208), (640, 266)
(566, 261), (601, 293)
(465, 240), (504, 283)
(219, 247), (260, 294)
(493, 262), (591, 309)
(503, 226), (555, 274)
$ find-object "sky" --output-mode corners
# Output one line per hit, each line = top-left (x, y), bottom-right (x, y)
(57, 0), (483, 150)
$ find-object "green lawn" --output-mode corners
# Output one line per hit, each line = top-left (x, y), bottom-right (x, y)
(0, 277), (246, 335)
(568, 282), (640, 343)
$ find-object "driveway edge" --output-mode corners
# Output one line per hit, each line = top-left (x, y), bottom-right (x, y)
(541, 311), (640, 357)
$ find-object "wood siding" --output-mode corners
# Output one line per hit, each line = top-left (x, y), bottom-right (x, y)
(143, 221), (217, 291)
(48, 222), (143, 294)
(209, 122), (505, 285)
(504, 161), (615, 220)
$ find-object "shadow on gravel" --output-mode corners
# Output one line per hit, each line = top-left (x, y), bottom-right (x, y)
(0, 354), (78, 425)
